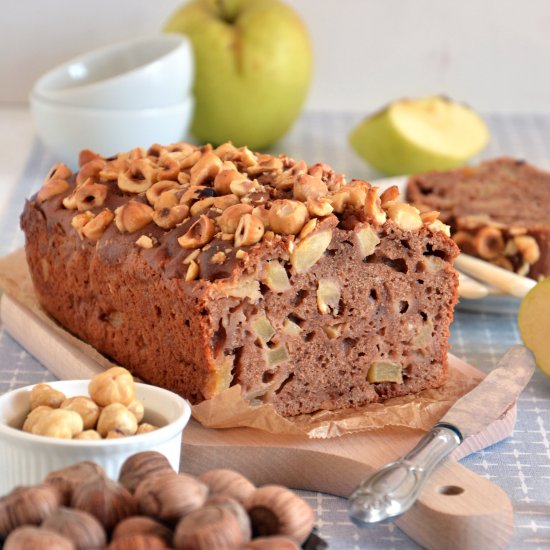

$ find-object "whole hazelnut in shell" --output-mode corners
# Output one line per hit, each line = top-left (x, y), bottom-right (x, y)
(44, 461), (105, 505)
(108, 534), (168, 550)
(0, 484), (61, 537)
(118, 451), (174, 493)
(42, 507), (107, 550)
(4, 526), (75, 550)
(174, 504), (250, 550)
(199, 469), (256, 504)
(135, 472), (208, 524)
(244, 536), (300, 549)
(112, 516), (173, 546)
(204, 495), (251, 542)
(245, 485), (314, 544)
(71, 476), (136, 533)
(88, 366), (135, 407)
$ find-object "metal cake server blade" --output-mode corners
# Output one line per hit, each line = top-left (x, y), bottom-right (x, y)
(349, 345), (535, 525)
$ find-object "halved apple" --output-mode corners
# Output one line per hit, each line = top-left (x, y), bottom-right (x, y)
(349, 96), (489, 176)
(518, 277), (550, 377)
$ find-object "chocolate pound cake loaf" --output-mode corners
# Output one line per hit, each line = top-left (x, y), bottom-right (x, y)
(21, 142), (459, 416)
(407, 158), (550, 280)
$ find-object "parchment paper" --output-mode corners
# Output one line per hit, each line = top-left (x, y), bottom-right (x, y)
(0, 248), (482, 439)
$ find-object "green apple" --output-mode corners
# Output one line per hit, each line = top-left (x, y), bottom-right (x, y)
(349, 96), (489, 176)
(518, 277), (550, 377)
(165, 0), (312, 149)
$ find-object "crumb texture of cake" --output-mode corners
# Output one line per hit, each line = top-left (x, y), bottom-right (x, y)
(406, 157), (550, 280)
(21, 142), (459, 416)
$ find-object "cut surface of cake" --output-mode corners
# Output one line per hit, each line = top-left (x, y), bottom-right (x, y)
(406, 157), (550, 280)
(21, 142), (459, 416)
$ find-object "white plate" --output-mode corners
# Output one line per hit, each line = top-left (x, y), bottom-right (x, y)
(371, 176), (520, 315)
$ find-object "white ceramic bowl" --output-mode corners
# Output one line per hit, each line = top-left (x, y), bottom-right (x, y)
(32, 34), (194, 109)
(30, 93), (194, 169)
(0, 380), (191, 494)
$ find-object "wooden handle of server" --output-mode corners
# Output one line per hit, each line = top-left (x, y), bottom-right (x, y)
(455, 254), (536, 298)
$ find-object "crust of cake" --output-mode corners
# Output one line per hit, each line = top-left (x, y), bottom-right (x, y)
(21, 142), (459, 416)
(406, 157), (550, 280)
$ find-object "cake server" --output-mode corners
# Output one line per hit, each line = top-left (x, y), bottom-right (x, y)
(348, 345), (535, 525)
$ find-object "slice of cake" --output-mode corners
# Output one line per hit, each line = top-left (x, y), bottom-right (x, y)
(21, 142), (459, 416)
(406, 158), (550, 280)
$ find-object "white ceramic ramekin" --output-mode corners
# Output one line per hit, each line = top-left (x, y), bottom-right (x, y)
(0, 380), (191, 494)
(32, 34), (194, 109)
(30, 93), (194, 169)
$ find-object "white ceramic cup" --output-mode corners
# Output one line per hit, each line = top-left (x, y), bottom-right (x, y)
(30, 93), (194, 169)
(0, 380), (191, 494)
(32, 34), (194, 109)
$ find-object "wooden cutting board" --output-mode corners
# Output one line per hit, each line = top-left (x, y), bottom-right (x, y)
(1, 294), (515, 550)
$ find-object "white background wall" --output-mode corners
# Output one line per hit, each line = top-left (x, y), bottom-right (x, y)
(1, 0), (549, 113)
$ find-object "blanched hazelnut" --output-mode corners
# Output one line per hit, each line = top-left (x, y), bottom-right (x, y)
(152, 205), (189, 230)
(42, 506), (107, 550)
(76, 157), (106, 186)
(135, 472), (208, 523)
(74, 430), (102, 440)
(364, 187), (387, 225)
(137, 423), (159, 434)
(61, 396), (99, 430)
(118, 165), (154, 194)
(31, 409), (84, 439)
(214, 166), (242, 195)
(114, 201), (154, 234)
(119, 451), (174, 493)
(268, 200), (309, 235)
(0, 484), (62, 537)
(146, 181), (181, 207)
(74, 181), (109, 212)
(293, 174), (328, 202)
(177, 215), (215, 249)
(97, 403), (138, 437)
(230, 178), (258, 197)
(174, 504), (250, 550)
(4, 526), (75, 550)
(216, 203), (253, 234)
(156, 155), (180, 181)
(106, 430), (127, 439)
(71, 477), (136, 533)
(22, 405), (53, 432)
(473, 226), (505, 260)
(30, 383), (66, 410)
(190, 151), (223, 186)
(252, 154), (285, 175)
(190, 197), (216, 217)
(234, 213), (264, 247)
(199, 469), (256, 504)
(213, 193), (240, 210)
(81, 208), (115, 241)
(37, 178), (70, 203)
(127, 398), (144, 423)
(245, 485), (314, 544)
(88, 366), (135, 407)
